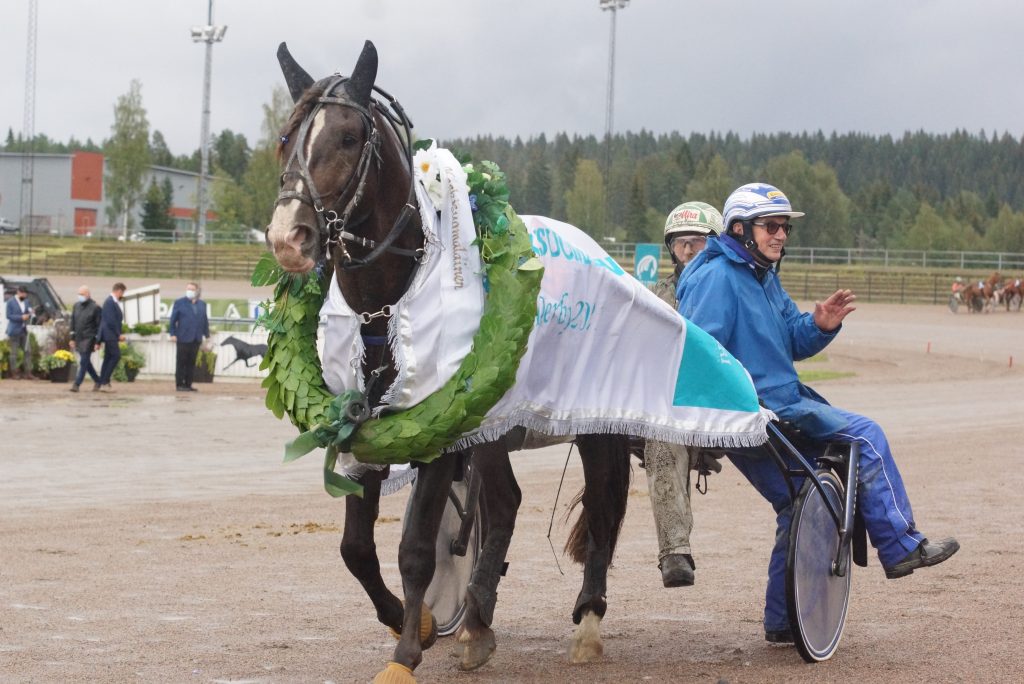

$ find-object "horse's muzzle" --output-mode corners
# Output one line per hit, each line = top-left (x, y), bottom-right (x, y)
(268, 223), (317, 273)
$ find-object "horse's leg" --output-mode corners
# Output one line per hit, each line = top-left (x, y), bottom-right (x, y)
(339, 468), (404, 634)
(566, 433), (630, 664)
(458, 441), (522, 671)
(376, 454), (458, 683)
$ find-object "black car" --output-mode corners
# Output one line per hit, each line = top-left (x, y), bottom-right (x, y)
(1, 276), (68, 323)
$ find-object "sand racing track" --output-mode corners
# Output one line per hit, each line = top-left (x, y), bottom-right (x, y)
(2, 302), (1022, 683)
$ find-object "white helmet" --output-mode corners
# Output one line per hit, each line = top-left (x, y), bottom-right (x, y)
(722, 182), (804, 232)
(664, 201), (723, 248)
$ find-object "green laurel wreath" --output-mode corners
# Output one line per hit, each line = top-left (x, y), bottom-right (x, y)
(253, 157), (543, 497)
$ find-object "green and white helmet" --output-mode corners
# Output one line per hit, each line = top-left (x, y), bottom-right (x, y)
(664, 201), (723, 248)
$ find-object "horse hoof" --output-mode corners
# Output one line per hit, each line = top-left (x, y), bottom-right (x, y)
(569, 612), (604, 664)
(372, 661), (416, 684)
(387, 604), (438, 650)
(458, 626), (497, 671)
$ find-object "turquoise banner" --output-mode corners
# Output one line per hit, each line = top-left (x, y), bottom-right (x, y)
(633, 243), (661, 287)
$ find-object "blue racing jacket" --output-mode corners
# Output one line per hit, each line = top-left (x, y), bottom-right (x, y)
(676, 235), (848, 439)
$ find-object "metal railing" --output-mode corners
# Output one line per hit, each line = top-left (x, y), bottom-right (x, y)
(597, 242), (1024, 272)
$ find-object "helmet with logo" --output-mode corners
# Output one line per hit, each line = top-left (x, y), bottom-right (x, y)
(663, 201), (723, 249)
(722, 182), (804, 250)
(723, 183), (804, 230)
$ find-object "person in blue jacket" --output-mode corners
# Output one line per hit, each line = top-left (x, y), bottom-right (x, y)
(5, 285), (36, 379)
(168, 282), (209, 392)
(676, 182), (959, 644)
(95, 283), (126, 392)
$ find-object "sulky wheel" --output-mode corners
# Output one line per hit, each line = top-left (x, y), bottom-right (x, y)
(786, 470), (851, 663)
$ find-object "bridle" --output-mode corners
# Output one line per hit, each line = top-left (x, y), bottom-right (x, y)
(275, 76), (423, 270)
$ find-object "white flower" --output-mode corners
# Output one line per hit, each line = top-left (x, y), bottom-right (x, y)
(413, 141), (444, 210)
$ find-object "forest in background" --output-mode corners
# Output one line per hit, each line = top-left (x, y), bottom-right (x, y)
(6, 112), (1024, 253)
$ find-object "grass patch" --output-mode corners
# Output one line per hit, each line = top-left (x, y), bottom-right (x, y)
(800, 354), (829, 363)
(797, 369), (855, 383)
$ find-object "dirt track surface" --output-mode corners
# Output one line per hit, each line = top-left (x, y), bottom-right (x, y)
(2, 303), (1022, 683)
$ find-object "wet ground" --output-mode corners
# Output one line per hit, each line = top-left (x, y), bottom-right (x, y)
(2, 302), (1022, 683)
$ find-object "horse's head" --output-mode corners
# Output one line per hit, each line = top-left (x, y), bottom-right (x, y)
(266, 41), (395, 273)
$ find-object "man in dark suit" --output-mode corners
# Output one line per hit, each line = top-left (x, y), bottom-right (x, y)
(69, 285), (103, 392)
(5, 285), (36, 379)
(168, 281), (210, 392)
(95, 282), (126, 392)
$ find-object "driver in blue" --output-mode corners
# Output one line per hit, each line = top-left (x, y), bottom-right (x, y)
(676, 182), (959, 644)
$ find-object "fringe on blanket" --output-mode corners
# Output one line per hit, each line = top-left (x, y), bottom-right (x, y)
(448, 408), (774, 452)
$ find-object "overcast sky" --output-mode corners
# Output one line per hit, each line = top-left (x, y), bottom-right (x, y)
(2, 0), (1022, 156)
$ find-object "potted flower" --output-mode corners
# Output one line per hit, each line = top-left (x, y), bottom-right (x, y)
(39, 349), (76, 383)
(0, 334), (41, 379)
(194, 347), (217, 383)
(113, 341), (146, 382)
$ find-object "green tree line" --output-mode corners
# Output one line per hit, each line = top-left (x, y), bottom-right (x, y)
(7, 94), (1024, 251)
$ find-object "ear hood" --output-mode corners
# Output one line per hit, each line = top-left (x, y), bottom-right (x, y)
(277, 42), (314, 103)
(343, 40), (378, 107)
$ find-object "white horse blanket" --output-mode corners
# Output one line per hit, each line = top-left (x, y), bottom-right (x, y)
(320, 148), (769, 487)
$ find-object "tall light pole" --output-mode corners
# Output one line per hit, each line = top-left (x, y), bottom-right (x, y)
(191, 1), (227, 246)
(600, 0), (629, 144)
(21, 0), (38, 273)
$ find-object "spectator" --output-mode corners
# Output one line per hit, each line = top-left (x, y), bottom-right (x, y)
(169, 282), (210, 392)
(95, 283), (127, 392)
(5, 286), (36, 379)
(69, 285), (102, 392)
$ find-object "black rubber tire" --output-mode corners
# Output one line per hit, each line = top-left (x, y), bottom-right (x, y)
(786, 470), (851, 663)
(405, 472), (481, 637)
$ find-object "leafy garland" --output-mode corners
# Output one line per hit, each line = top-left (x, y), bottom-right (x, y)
(253, 153), (543, 497)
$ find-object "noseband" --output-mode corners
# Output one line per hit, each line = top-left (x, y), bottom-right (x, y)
(275, 76), (422, 270)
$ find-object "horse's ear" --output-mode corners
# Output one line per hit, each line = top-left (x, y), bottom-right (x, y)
(277, 42), (314, 103)
(344, 40), (378, 107)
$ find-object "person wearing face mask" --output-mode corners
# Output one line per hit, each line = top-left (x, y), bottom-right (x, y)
(69, 285), (103, 392)
(169, 282), (209, 392)
(644, 201), (722, 587)
(95, 283), (127, 392)
(5, 286), (37, 379)
(676, 183), (959, 645)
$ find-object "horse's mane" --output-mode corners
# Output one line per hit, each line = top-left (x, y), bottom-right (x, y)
(276, 81), (329, 162)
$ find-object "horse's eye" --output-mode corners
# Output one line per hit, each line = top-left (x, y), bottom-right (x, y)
(341, 134), (358, 148)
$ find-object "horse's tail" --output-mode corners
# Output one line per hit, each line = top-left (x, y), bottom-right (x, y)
(563, 434), (631, 565)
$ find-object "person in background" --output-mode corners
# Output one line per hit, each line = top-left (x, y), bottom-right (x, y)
(645, 201), (722, 587)
(169, 282), (209, 392)
(69, 285), (102, 392)
(5, 286), (36, 379)
(95, 283), (127, 392)
(677, 182), (959, 644)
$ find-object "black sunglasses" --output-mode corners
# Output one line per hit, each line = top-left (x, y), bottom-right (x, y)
(752, 219), (793, 236)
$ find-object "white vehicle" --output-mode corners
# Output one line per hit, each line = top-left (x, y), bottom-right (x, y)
(0, 217), (19, 234)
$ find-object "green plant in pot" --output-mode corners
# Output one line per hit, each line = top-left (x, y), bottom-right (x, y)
(39, 349), (76, 382)
(194, 348), (217, 383)
(113, 341), (146, 382)
(0, 333), (41, 379)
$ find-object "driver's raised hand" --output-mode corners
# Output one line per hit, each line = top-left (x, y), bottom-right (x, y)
(813, 289), (856, 332)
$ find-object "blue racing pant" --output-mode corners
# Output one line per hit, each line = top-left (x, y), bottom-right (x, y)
(728, 408), (925, 632)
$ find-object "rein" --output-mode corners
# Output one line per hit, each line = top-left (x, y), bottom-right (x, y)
(276, 77), (423, 270)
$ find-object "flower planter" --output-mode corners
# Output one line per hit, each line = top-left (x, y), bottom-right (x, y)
(125, 367), (140, 382)
(192, 365), (214, 383)
(48, 365), (72, 383)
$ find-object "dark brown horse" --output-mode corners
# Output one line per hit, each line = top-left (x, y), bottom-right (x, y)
(265, 41), (630, 682)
